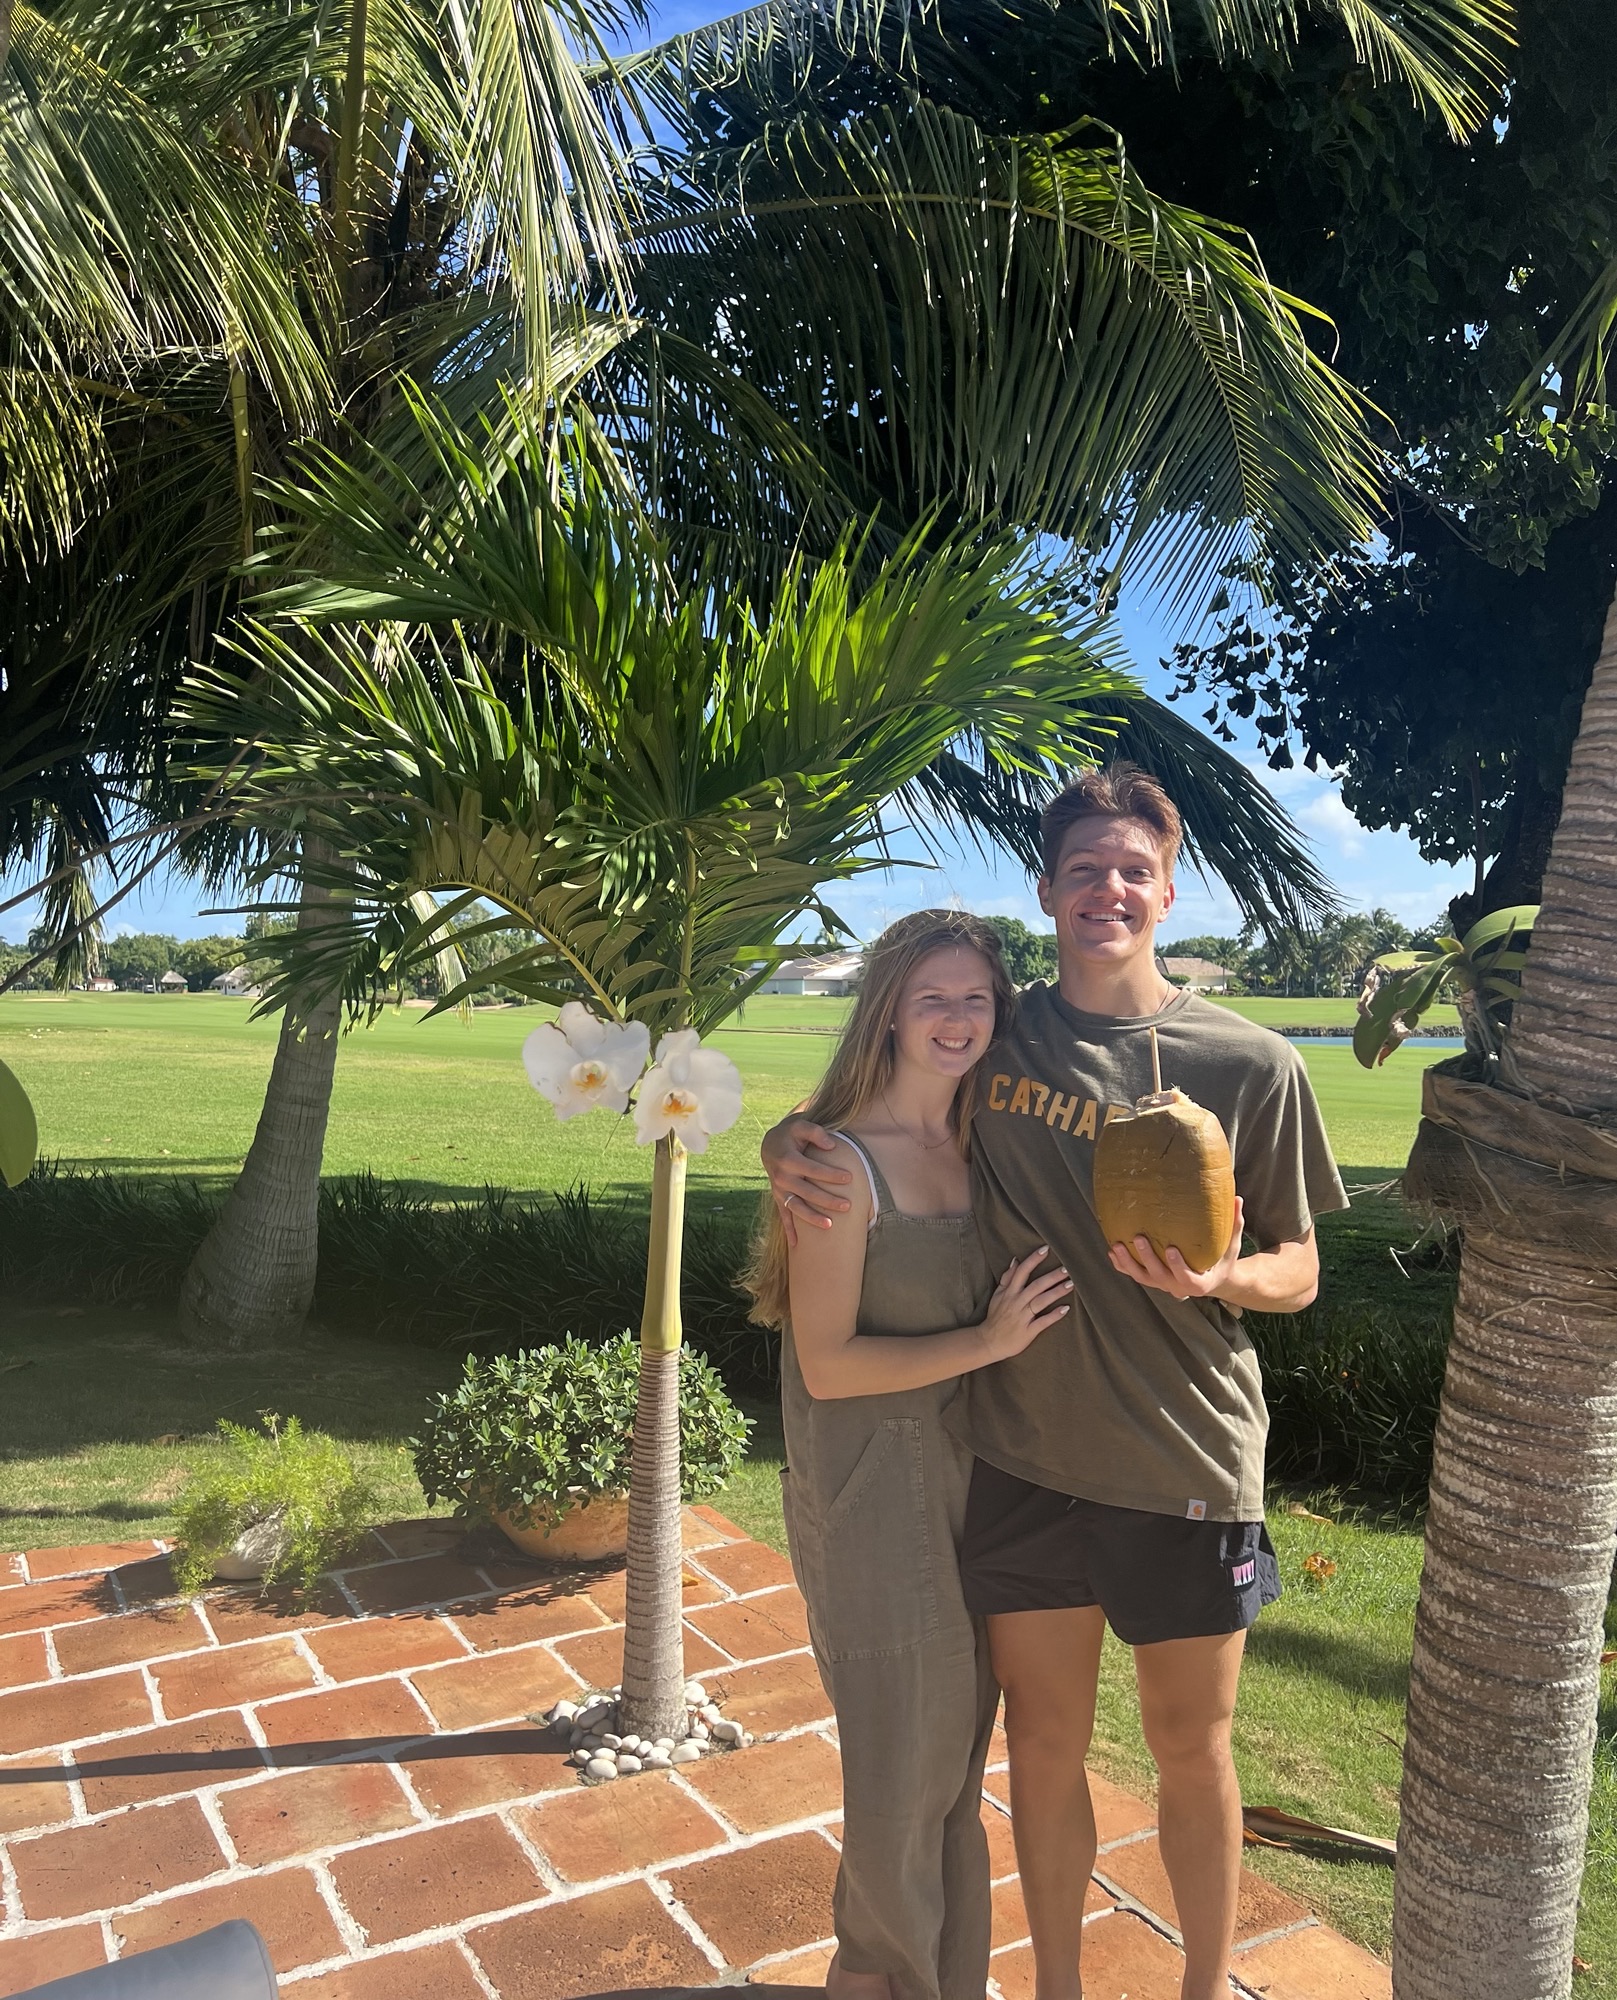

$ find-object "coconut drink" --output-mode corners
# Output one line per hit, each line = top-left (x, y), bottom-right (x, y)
(1092, 1032), (1235, 1273)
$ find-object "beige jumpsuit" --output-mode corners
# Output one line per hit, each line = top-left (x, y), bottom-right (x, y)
(780, 1135), (1000, 2000)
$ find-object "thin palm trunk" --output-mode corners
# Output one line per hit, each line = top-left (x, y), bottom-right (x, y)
(1392, 586), (1617, 1999)
(619, 1132), (690, 1742)
(178, 869), (346, 1347)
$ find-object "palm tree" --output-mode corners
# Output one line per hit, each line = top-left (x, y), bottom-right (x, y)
(182, 420), (1144, 1737)
(1, 0), (1511, 1349)
(1388, 280), (1617, 2000)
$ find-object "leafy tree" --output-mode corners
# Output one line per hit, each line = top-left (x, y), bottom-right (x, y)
(99, 933), (176, 987)
(186, 429), (1153, 1740)
(981, 916), (1059, 985)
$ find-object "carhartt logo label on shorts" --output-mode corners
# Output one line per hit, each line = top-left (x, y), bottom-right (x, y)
(1186, 1500), (1207, 1520)
(1231, 1559), (1257, 1586)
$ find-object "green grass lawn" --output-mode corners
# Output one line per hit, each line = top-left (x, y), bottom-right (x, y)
(0, 989), (1444, 1200)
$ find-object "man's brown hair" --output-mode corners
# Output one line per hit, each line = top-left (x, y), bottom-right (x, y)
(1038, 762), (1184, 879)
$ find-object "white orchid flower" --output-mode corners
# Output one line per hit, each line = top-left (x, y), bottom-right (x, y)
(522, 1003), (651, 1120)
(633, 1029), (744, 1154)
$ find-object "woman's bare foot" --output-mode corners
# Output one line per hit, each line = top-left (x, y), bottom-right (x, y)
(824, 1952), (893, 2000)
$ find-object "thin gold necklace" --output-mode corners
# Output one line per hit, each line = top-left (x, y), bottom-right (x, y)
(882, 1089), (955, 1151)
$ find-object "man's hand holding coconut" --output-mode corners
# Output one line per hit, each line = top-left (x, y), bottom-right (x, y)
(763, 764), (1344, 2000)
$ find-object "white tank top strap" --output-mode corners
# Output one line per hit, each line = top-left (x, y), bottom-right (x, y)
(829, 1130), (883, 1230)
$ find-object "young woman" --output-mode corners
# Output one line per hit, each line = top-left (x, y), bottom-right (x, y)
(746, 911), (1072, 2000)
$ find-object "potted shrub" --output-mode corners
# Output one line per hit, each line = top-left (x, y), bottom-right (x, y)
(413, 1333), (751, 1561)
(172, 1414), (376, 1593)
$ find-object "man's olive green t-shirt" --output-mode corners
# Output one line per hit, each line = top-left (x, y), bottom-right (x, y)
(952, 984), (1347, 1522)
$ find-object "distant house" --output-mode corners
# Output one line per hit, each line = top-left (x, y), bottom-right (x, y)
(158, 969), (189, 993)
(758, 950), (866, 997)
(87, 977), (117, 993)
(210, 963), (260, 996)
(1158, 956), (1232, 993)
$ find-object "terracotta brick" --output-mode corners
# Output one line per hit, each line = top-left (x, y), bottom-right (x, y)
(1097, 1837), (1310, 1943)
(292, 1942), (490, 2000)
(468, 1878), (715, 1996)
(680, 1731), (842, 1836)
(577, 1563), (721, 1624)
(549, 1623), (730, 1693)
(258, 1678), (433, 1763)
(983, 1767), (1011, 1809)
(1090, 1771), (1158, 1847)
(11, 1796), (226, 1920)
(981, 1801), (1019, 1880)
(107, 1553), (180, 1605)
(449, 1585), (611, 1653)
(994, 1911), (1183, 2000)
(694, 1540), (798, 1597)
(0, 1924), (107, 1998)
(0, 1749), (74, 1834)
(0, 1668), (152, 1754)
(0, 1553), (21, 1586)
(1235, 1922), (1391, 1999)
(665, 1830), (840, 1964)
(367, 1518), (467, 1562)
(687, 1504), (744, 1546)
(344, 1555), (495, 1615)
(687, 1591), (812, 1664)
(203, 1587), (348, 1645)
(329, 1814), (544, 1945)
(54, 1603), (210, 1676)
(0, 1577), (108, 1640)
(0, 1632), (48, 1692)
(75, 1710), (261, 1813)
(25, 1541), (161, 1581)
(411, 1647), (575, 1733)
(748, 1944), (836, 1985)
(154, 1634), (317, 1717)
(114, 1866), (343, 1975)
(306, 1615), (467, 1682)
(399, 1724), (575, 1816)
(218, 1760), (417, 1866)
(518, 1770), (726, 1882)
(702, 1653), (832, 1736)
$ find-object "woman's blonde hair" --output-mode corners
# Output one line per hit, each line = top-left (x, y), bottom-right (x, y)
(743, 909), (1016, 1329)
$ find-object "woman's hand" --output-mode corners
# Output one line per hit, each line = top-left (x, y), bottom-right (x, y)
(1107, 1198), (1246, 1302)
(763, 1115), (853, 1247)
(977, 1249), (1074, 1363)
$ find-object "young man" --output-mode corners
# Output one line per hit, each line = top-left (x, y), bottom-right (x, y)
(763, 764), (1345, 2000)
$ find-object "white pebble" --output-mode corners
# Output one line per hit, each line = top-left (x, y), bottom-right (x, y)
(699, 1703), (723, 1727)
(616, 1753), (643, 1774)
(582, 1733), (603, 1751)
(600, 1732), (623, 1750)
(689, 1720), (709, 1741)
(644, 1749), (672, 1769)
(618, 1734), (642, 1753)
(585, 1757), (618, 1780)
(670, 1742), (704, 1765)
(550, 1699), (578, 1724)
(653, 1737), (677, 1752)
(571, 1747), (593, 1767)
(709, 1717), (745, 1745)
(684, 1682), (707, 1705)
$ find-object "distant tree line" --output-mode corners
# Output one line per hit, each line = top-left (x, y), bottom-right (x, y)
(1160, 910), (1441, 998)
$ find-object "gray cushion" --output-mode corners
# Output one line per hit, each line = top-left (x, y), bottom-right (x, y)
(16, 1922), (277, 1999)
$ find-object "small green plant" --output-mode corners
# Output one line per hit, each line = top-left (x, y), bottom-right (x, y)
(1354, 905), (1536, 1067)
(172, 1413), (376, 1594)
(413, 1334), (752, 1530)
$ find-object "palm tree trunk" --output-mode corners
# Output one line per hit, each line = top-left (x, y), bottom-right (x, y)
(1392, 586), (1617, 2000)
(619, 1133), (690, 1743)
(177, 871), (346, 1348)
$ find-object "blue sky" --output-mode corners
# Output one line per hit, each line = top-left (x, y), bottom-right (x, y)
(1, 587), (1463, 949)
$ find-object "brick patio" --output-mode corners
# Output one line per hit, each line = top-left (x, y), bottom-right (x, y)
(0, 1509), (1392, 1999)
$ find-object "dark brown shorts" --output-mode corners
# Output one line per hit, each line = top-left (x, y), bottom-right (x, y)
(958, 1458), (1281, 1646)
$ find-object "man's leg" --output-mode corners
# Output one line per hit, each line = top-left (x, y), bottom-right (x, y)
(1132, 1630), (1247, 2000)
(987, 1606), (1107, 2000)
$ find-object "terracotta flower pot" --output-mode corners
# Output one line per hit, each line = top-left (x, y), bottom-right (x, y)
(492, 1491), (630, 1561)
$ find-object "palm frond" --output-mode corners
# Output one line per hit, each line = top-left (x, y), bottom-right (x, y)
(631, 104), (1385, 612)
